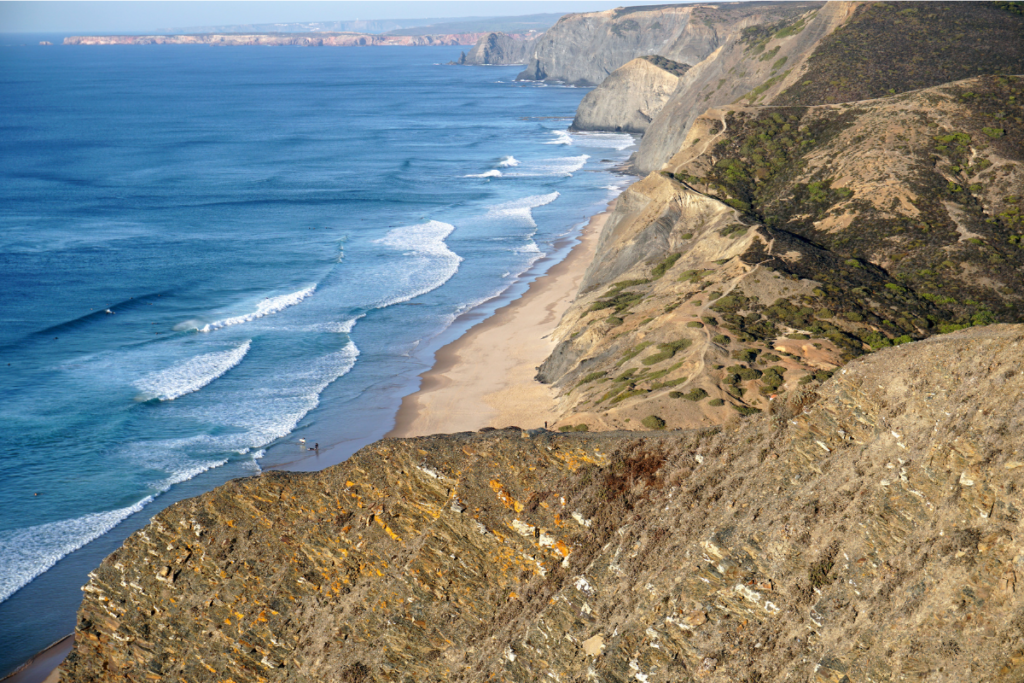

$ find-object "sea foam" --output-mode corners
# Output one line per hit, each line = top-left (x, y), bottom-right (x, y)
(497, 156), (520, 167)
(134, 340), (251, 401)
(373, 221), (462, 308)
(506, 155), (589, 178)
(486, 192), (560, 228)
(0, 456), (227, 605)
(186, 285), (316, 333)
(464, 169), (503, 178)
(545, 130), (573, 145)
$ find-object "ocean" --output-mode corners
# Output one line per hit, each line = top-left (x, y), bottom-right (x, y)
(0, 40), (635, 674)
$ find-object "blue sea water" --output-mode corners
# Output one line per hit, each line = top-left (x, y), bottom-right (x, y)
(0, 40), (635, 673)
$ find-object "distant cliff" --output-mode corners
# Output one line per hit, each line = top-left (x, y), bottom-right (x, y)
(570, 56), (687, 134)
(457, 32), (539, 65)
(63, 32), (486, 47)
(62, 324), (1024, 681)
(516, 3), (821, 87)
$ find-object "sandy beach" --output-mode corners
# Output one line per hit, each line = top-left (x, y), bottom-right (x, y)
(388, 197), (616, 438)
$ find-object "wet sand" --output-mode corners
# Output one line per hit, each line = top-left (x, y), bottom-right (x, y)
(388, 199), (615, 437)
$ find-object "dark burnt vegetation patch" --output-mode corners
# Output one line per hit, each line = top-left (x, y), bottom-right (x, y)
(642, 54), (691, 78)
(686, 78), (1024, 355)
(775, 2), (1024, 106)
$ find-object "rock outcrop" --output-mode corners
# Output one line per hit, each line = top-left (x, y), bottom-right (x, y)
(536, 74), (1024, 434)
(63, 33), (487, 47)
(62, 325), (1024, 682)
(635, 0), (1024, 173)
(570, 57), (686, 134)
(457, 32), (538, 65)
(516, 3), (821, 87)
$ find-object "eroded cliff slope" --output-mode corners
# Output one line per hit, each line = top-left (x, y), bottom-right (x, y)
(457, 32), (538, 65)
(536, 73), (1023, 434)
(635, 0), (1024, 172)
(517, 3), (820, 87)
(570, 56), (688, 134)
(62, 325), (1024, 682)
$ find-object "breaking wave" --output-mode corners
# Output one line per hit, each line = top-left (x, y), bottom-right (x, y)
(134, 340), (251, 401)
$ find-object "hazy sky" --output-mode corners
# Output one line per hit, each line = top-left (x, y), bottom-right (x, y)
(0, 1), (686, 33)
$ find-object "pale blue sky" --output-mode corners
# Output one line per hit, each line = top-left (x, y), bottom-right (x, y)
(0, 1), (684, 33)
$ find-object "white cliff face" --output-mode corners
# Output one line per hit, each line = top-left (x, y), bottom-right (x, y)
(516, 6), (707, 86)
(634, 3), (854, 173)
(570, 58), (684, 134)
(460, 32), (539, 65)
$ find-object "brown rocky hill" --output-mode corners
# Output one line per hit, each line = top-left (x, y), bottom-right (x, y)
(516, 2), (820, 87)
(535, 74), (1022, 434)
(634, 1), (1024, 173)
(61, 324), (1024, 681)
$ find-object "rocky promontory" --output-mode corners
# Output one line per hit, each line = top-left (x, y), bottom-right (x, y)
(570, 56), (688, 134)
(457, 31), (539, 65)
(61, 325), (1024, 681)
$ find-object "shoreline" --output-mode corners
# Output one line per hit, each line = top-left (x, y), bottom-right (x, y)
(0, 634), (72, 683)
(388, 195), (618, 438)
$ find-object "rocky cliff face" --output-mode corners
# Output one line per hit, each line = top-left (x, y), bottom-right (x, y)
(536, 74), (1024, 434)
(635, 0), (1024, 173)
(517, 3), (820, 87)
(62, 324), (1024, 682)
(458, 32), (538, 65)
(570, 57), (686, 134)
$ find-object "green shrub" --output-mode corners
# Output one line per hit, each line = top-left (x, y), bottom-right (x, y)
(713, 334), (731, 346)
(680, 232), (694, 239)
(641, 415), (667, 430)
(707, 291), (722, 301)
(787, 333), (810, 340)
(651, 253), (682, 279)
(618, 341), (654, 366)
(720, 223), (749, 239)
(576, 371), (607, 387)
(681, 388), (709, 401)
(708, 398), (725, 407)
(732, 404), (762, 417)
(642, 339), (693, 365)
(558, 424), (589, 432)
(686, 321), (704, 328)
(651, 376), (688, 390)
(606, 316), (623, 326)
(761, 366), (786, 389)
(727, 365), (763, 381)
(731, 348), (759, 363)
(982, 127), (1005, 139)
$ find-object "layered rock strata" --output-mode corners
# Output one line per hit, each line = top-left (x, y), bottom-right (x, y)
(62, 325), (1024, 681)
(517, 2), (821, 87)
(457, 32), (538, 65)
(570, 57), (686, 134)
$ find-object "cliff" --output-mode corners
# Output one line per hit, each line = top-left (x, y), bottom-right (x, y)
(570, 57), (687, 134)
(62, 33), (487, 47)
(635, 0), (1024, 173)
(458, 32), (539, 65)
(516, 2), (821, 87)
(62, 324), (1024, 681)
(536, 74), (1024, 433)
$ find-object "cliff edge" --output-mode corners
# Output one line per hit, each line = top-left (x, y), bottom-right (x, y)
(570, 56), (688, 134)
(458, 32), (538, 65)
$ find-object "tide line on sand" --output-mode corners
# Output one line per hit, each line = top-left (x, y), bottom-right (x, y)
(388, 194), (621, 438)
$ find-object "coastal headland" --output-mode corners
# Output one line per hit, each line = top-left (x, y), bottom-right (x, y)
(27, 1), (1024, 680)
